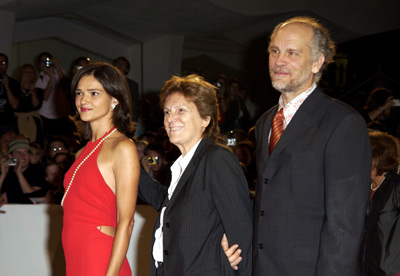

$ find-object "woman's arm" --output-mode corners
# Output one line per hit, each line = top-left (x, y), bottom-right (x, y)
(208, 146), (253, 275)
(2, 75), (20, 109)
(106, 139), (139, 276)
(138, 167), (167, 211)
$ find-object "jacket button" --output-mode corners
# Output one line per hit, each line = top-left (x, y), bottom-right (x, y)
(164, 250), (169, 255)
(258, 243), (264, 249)
(264, 178), (270, 184)
(165, 222), (170, 228)
(259, 210), (265, 216)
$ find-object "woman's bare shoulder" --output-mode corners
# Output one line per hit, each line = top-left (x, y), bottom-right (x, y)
(110, 135), (137, 157)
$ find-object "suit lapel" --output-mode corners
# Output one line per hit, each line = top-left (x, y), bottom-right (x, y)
(166, 138), (211, 209)
(269, 88), (325, 159)
(260, 107), (276, 164)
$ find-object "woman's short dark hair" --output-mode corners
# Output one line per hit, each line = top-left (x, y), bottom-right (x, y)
(71, 62), (135, 139)
(159, 74), (220, 142)
(369, 131), (399, 176)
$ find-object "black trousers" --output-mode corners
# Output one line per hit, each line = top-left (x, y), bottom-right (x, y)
(156, 262), (164, 276)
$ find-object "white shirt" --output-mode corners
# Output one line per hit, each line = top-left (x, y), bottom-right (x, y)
(36, 70), (68, 119)
(152, 139), (202, 266)
(269, 83), (316, 143)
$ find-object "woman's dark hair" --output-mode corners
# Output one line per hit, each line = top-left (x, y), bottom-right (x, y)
(70, 62), (135, 139)
(369, 131), (399, 176)
(159, 74), (220, 142)
(364, 87), (393, 112)
(38, 52), (52, 62)
(144, 142), (165, 158)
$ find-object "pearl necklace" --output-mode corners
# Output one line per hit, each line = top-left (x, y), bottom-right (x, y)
(370, 176), (385, 191)
(61, 127), (117, 206)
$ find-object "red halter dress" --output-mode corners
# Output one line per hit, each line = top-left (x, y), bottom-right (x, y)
(62, 129), (131, 275)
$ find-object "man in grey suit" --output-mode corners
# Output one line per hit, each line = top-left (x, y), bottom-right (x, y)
(251, 17), (372, 275)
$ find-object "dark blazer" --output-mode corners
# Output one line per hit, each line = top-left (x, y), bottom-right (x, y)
(139, 138), (253, 276)
(253, 87), (371, 276)
(359, 172), (400, 276)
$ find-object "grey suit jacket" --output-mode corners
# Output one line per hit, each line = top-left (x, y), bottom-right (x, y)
(139, 138), (253, 276)
(253, 87), (371, 276)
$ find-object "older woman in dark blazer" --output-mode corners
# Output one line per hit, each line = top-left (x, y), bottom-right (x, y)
(359, 131), (400, 276)
(139, 74), (252, 276)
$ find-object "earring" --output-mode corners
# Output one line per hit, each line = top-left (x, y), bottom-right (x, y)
(111, 104), (116, 110)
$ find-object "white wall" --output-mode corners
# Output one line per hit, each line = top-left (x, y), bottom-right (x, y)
(0, 204), (158, 276)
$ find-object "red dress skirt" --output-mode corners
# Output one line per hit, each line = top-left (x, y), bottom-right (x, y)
(62, 136), (131, 275)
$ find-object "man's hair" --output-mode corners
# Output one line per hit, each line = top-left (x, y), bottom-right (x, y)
(38, 52), (52, 62)
(270, 16), (336, 83)
(160, 74), (220, 142)
(71, 62), (135, 139)
(144, 142), (165, 158)
(112, 56), (131, 71)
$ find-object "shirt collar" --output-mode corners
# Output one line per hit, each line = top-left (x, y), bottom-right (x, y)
(171, 138), (202, 173)
(278, 82), (317, 110)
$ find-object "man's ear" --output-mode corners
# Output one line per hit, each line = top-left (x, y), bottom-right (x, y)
(311, 53), (325, 74)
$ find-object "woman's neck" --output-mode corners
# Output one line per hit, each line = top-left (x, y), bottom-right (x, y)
(90, 124), (114, 141)
(371, 173), (386, 189)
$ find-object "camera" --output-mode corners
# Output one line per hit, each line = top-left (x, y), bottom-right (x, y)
(7, 158), (17, 166)
(45, 57), (52, 68)
(227, 138), (237, 146)
(148, 156), (160, 165)
(215, 82), (222, 88)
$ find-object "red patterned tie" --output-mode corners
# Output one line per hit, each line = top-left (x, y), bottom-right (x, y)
(269, 108), (284, 154)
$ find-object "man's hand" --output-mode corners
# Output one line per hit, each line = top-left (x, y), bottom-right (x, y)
(141, 155), (151, 174)
(1, 74), (10, 89)
(0, 157), (10, 176)
(221, 233), (242, 270)
(0, 193), (7, 214)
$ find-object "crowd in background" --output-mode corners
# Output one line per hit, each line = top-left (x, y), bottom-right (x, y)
(0, 51), (399, 206)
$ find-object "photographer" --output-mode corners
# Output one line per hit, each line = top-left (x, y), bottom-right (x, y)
(140, 142), (171, 187)
(0, 138), (46, 203)
(35, 52), (71, 137)
(0, 53), (21, 136)
(362, 87), (400, 137)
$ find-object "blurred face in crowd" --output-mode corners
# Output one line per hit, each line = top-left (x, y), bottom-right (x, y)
(145, 149), (163, 172)
(21, 66), (36, 83)
(0, 131), (16, 153)
(49, 141), (68, 159)
(39, 54), (51, 71)
(45, 163), (63, 187)
(0, 55), (8, 75)
(11, 148), (30, 170)
(30, 147), (42, 164)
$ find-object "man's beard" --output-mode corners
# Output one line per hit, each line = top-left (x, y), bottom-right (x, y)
(270, 66), (312, 94)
